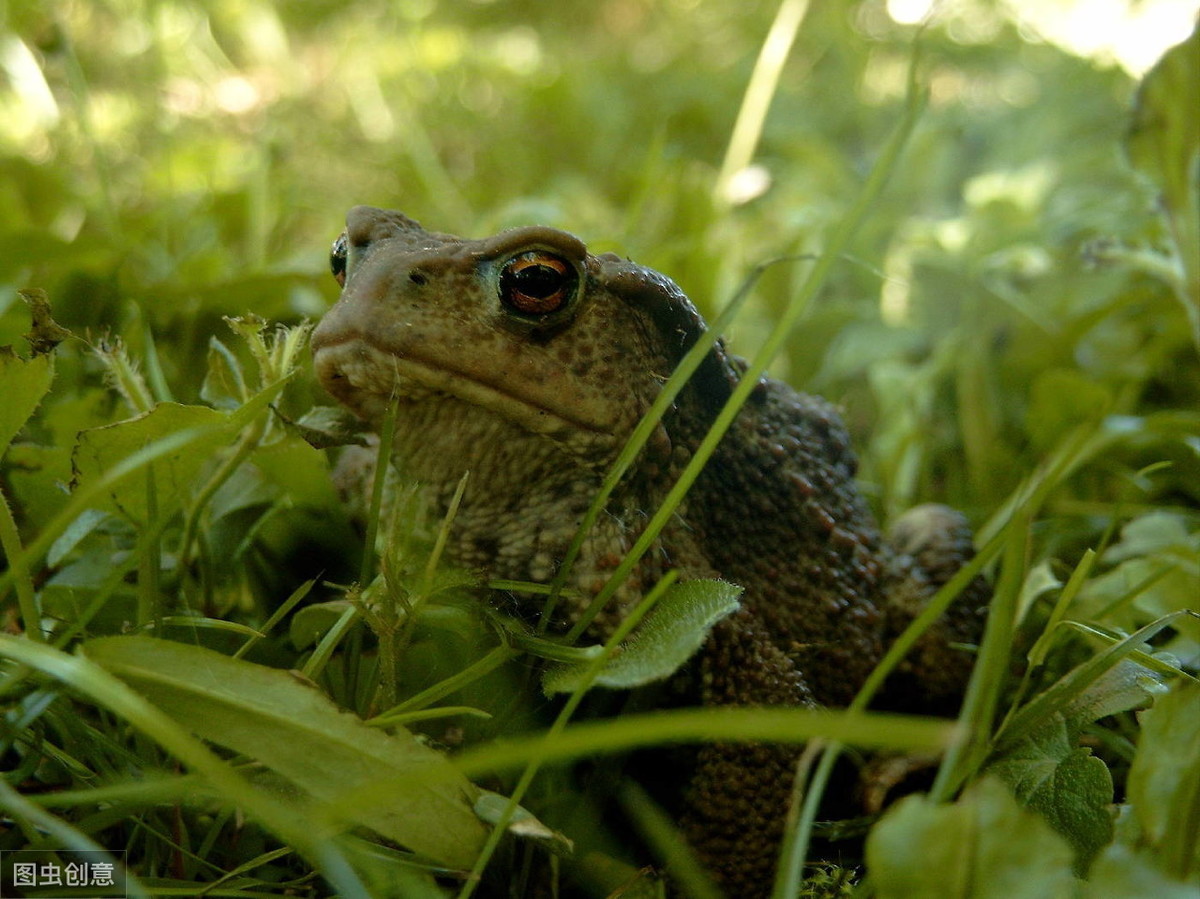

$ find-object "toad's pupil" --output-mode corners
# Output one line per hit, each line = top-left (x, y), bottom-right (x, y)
(514, 265), (564, 297)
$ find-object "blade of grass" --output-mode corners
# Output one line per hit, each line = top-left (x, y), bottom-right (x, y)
(141, 617), (266, 639)
(0, 635), (372, 898)
(300, 602), (362, 682)
(369, 644), (519, 722)
(450, 705), (956, 779)
(992, 610), (1196, 752)
(540, 253), (786, 633)
(176, 372), (298, 568)
(1027, 549), (1098, 669)
(566, 44), (929, 648)
(0, 427), (213, 618)
(619, 779), (723, 899)
(775, 525), (1003, 897)
(0, 776), (151, 899)
(928, 509), (1029, 800)
(455, 571), (680, 899)
(0, 484), (43, 641)
(713, 0), (813, 207)
(137, 463), (161, 627)
(234, 578), (317, 659)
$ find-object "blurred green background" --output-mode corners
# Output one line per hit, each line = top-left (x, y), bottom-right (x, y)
(2, 0), (1197, 528)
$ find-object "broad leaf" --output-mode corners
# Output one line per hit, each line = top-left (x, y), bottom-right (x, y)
(1127, 25), (1200, 218)
(988, 716), (1113, 871)
(542, 579), (741, 694)
(473, 791), (574, 858)
(70, 378), (288, 523)
(1126, 24), (1200, 343)
(1125, 681), (1200, 881)
(867, 778), (1076, 898)
(1086, 844), (1200, 899)
(83, 635), (488, 868)
(71, 402), (233, 522)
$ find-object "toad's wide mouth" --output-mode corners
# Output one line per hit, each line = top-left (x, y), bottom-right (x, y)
(312, 334), (614, 443)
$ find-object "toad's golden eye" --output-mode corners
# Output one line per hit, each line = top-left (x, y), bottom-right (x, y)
(499, 251), (577, 316)
(330, 232), (348, 287)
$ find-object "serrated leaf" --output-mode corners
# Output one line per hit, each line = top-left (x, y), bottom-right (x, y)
(70, 378), (289, 523)
(542, 579), (741, 695)
(866, 777), (1076, 899)
(83, 635), (488, 868)
(71, 402), (234, 522)
(0, 347), (54, 455)
(1126, 681), (1200, 880)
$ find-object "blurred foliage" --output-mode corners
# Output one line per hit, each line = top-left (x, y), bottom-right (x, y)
(1, 0), (1198, 896)
(3, 0), (1196, 519)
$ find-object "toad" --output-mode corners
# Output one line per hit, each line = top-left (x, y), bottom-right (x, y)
(310, 206), (989, 896)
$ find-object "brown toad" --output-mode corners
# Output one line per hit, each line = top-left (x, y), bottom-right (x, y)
(310, 206), (988, 896)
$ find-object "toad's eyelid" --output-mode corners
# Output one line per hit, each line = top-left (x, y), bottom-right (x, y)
(479, 225), (588, 263)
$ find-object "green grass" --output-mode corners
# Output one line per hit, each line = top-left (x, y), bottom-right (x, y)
(2, 2), (1198, 897)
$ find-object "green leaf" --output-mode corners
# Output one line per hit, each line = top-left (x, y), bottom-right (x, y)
(0, 634), (371, 896)
(866, 777), (1077, 898)
(1126, 24), (1200, 344)
(71, 402), (235, 522)
(473, 791), (574, 858)
(0, 347), (54, 455)
(1127, 25), (1200, 217)
(1102, 511), (1197, 564)
(1080, 512), (1200, 642)
(1027, 369), (1112, 453)
(252, 434), (344, 510)
(199, 335), (248, 410)
(70, 377), (290, 524)
(988, 716), (1113, 871)
(82, 635), (488, 869)
(995, 612), (1187, 751)
(1125, 681), (1200, 881)
(290, 600), (356, 650)
(289, 405), (371, 450)
(1058, 657), (1173, 730)
(541, 579), (741, 694)
(1086, 844), (1200, 899)
(45, 508), (112, 567)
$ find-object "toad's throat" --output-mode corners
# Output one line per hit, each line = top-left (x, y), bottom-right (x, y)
(314, 335), (613, 439)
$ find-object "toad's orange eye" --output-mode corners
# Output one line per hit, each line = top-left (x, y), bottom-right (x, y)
(330, 232), (349, 287)
(499, 251), (577, 316)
